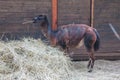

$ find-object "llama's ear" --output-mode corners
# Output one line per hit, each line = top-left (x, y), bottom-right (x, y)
(38, 14), (46, 18)
(38, 15), (43, 17)
(42, 14), (46, 16)
(42, 15), (47, 18)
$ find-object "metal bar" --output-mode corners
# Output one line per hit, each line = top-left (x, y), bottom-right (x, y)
(109, 23), (120, 40)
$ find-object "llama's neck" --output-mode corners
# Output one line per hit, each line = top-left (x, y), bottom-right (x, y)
(44, 17), (51, 34)
(45, 17), (58, 38)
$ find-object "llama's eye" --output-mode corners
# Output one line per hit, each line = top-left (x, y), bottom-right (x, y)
(34, 17), (38, 20)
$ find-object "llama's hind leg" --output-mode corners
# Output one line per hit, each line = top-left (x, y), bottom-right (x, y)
(84, 31), (96, 72)
(87, 48), (95, 72)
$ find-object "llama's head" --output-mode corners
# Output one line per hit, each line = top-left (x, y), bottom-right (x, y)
(33, 15), (51, 39)
(33, 15), (47, 23)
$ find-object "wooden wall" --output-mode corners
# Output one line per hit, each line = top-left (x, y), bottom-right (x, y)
(0, 0), (51, 40)
(94, 0), (120, 53)
(0, 0), (120, 60)
(0, 0), (90, 40)
(58, 0), (90, 26)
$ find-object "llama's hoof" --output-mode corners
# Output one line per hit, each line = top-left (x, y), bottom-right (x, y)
(88, 69), (92, 72)
(64, 53), (69, 57)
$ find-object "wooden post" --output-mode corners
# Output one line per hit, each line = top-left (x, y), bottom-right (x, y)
(90, 0), (94, 27)
(52, 0), (58, 30)
(51, 0), (58, 46)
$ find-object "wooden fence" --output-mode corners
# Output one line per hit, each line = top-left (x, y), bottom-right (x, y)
(0, 0), (120, 60)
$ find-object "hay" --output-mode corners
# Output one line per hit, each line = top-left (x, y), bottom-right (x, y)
(0, 38), (120, 80)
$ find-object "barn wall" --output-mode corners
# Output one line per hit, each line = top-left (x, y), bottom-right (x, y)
(0, 0), (120, 59)
(58, 0), (90, 26)
(0, 0), (90, 40)
(0, 0), (52, 39)
(94, 0), (120, 53)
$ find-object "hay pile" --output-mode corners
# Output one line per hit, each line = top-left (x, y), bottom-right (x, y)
(0, 38), (120, 80)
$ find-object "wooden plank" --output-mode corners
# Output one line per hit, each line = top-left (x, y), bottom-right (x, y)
(90, 0), (94, 27)
(0, 23), (40, 33)
(0, 32), (44, 40)
(70, 53), (120, 61)
(58, 0), (90, 26)
(0, 12), (49, 18)
(0, 1), (51, 13)
(0, 0), (52, 35)
(52, 0), (57, 30)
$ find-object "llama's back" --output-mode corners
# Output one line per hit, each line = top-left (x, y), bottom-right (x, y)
(57, 24), (87, 48)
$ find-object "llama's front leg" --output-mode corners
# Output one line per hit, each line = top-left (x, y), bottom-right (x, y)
(64, 47), (70, 57)
(64, 39), (70, 56)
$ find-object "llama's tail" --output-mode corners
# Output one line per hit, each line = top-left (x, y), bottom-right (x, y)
(84, 29), (100, 52)
(93, 29), (100, 51)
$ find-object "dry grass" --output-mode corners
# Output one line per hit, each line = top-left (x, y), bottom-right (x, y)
(0, 38), (120, 80)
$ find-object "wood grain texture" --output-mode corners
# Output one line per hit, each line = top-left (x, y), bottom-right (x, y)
(0, 0), (120, 59)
